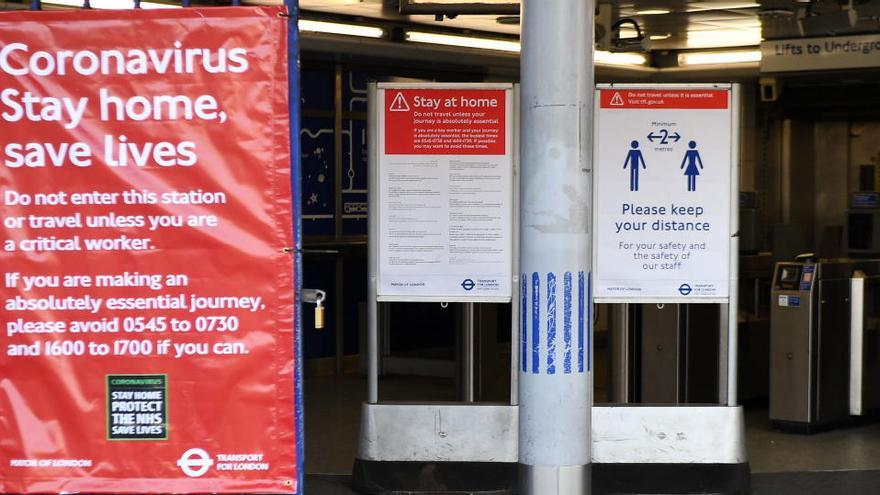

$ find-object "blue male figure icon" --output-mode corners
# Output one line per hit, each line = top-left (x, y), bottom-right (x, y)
(680, 140), (704, 192)
(623, 140), (646, 192)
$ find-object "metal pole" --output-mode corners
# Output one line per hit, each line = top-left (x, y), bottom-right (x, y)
(610, 303), (630, 403)
(335, 257), (344, 375)
(718, 303), (729, 403)
(333, 66), (345, 376)
(519, 0), (593, 493)
(850, 274), (865, 416)
(510, 84), (521, 406)
(367, 84), (380, 404)
(283, 1), (304, 492)
(727, 84), (742, 407)
(461, 302), (475, 402)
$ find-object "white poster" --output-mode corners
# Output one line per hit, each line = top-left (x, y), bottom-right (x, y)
(594, 86), (733, 301)
(375, 84), (514, 301)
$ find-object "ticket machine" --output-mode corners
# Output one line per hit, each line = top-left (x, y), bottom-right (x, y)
(770, 257), (880, 432)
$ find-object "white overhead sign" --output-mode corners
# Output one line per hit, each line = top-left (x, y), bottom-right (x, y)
(761, 34), (880, 72)
(374, 83), (515, 302)
(594, 85), (735, 302)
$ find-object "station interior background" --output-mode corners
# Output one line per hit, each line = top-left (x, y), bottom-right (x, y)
(5, 0), (880, 491)
(290, 0), (880, 480)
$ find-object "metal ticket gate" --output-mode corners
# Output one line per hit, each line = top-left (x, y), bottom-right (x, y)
(769, 258), (880, 432)
(370, 301), (512, 403)
(610, 303), (720, 405)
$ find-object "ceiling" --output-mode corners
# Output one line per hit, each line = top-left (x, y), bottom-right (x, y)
(3, 0), (879, 55)
(299, 0), (880, 51)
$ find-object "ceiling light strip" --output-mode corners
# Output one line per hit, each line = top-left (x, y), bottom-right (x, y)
(406, 30), (647, 66)
(298, 19), (385, 38)
(43, 0), (178, 7)
(595, 50), (648, 65)
(635, 8), (671, 15)
(678, 49), (761, 65)
(406, 31), (521, 53)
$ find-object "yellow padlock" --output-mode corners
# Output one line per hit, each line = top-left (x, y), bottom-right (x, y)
(314, 302), (325, 330)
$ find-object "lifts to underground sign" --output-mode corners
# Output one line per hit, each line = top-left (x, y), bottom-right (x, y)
(0, 7), (299, 494)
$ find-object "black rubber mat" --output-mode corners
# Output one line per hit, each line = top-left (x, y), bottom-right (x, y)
(309, 469), (880, 494)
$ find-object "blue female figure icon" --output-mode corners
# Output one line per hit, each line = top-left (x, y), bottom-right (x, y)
(623, 140), (646, 192)
(680, 140), (704, 192)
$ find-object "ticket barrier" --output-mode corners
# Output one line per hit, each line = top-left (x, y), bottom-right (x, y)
(770, 257), (880, 432)
(608, 303), (720, 404)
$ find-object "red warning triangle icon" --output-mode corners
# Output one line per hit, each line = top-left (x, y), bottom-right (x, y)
(389, 92), (411, 112)
(609, 92), (625, 106)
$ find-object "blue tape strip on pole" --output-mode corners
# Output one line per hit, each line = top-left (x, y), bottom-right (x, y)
(546, 272), (556, 375)
(578, 271), (584, 373)
(531, 272), (539, 374)
(84, 0), (91, 8)
(232, 0), (242, 5)
(134, 0), (140, 8)
(283, 0), (304, 493)
(520, 275), (527, 372)
(563, 272), (572, 374)
(30, 0), (41, 10)
(182, 0), (190, 7)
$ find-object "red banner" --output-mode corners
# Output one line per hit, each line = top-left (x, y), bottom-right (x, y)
(0, 7), (297, 494)
(600, 89), (729, 109)
(384, 89), (506, 155)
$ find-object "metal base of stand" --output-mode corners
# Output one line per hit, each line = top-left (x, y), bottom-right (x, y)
(354, 404), (751, 494)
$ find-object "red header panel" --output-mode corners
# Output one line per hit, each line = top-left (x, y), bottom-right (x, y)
(385, 89), (506, 155)
(0, 7), (297, 494)
(600, 89), (729, 109)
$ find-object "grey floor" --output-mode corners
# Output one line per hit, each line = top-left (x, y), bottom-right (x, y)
(745, 409), (880, 473)
(304, 474), (359, 495)
(303, 375), (880, 493)
(304, 375), (458, 475)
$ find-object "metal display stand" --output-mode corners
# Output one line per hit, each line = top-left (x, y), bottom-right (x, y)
(366, 81), (520, 403)
(589, 84), (750, 494)
(355, 82), (750, 495)
(355, 82), (521, 494)
(593, 83), (742, 405)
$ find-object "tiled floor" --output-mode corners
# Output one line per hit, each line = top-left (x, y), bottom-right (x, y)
(303, 374), (880, 492)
